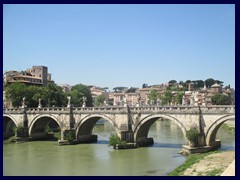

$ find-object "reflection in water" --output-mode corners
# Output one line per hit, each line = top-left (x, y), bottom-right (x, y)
(3, 120), (235, 176)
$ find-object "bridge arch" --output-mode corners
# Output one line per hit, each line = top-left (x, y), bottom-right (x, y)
(205, 114), (235, 146)
(133, 114), (187, 144)
(29, 114), (61, 139)
(3, 115), (18, 139)
(76, 114), (120, 139)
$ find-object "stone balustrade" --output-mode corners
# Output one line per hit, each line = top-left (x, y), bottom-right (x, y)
(3, 105), (235, 114)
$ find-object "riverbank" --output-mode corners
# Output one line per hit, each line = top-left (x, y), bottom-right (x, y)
(168, 150), (235, 176)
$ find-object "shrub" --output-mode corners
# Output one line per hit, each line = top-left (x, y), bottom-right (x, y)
(14, 126), (25, 134)
(65, 131), (74, 141)
(186, 127), (199, 142)
(109, 134), (120, 147)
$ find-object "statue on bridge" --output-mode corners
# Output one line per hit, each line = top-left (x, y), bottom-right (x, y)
(38, 98), (42, 109)
(22, 97), (26, 108)
(136, 94), (141, 107)
(82, 96), (87, 107)
(182, 95), (186, 105)
(156, 98), (161, 106)
(67, 96), (71, 108)
(123, 96), (127, 107)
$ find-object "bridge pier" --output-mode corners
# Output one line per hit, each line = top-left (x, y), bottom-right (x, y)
(136, 137), (154, 147)
(120, 131), (134, 142)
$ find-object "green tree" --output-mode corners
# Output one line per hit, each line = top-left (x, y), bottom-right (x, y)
(205, 78), (215, 88)
(185, 80), (191, 88)
(214, 80), (223, 86)
(148, 89), (160, 104)
(212, 93), (230, 105)
(71, 84), (93, 107)
(142, 83), (148, 88)
(25, 85), (43, 107)
(173, 91), (184, 105)
(161, 90), (172, 105)
(4, 83), (27, 107)
(67, 90), (83, 107)
(95, 94), (105, 106)
(113, 87), (128, 92)
(42, 83), (67, 107)
(126, 87), (137, 93)
(169, 80), (177, 85)
(195, 80), (204, 88)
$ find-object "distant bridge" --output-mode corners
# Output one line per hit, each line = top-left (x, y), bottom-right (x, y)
(3, 105), (235, 152)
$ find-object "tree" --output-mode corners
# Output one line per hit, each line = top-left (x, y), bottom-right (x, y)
(71, 84), (93, 107)
(148, 89), (160, 104)
(113, 87), (128, 92)
(95, 95), (105, 106)
(205, 78), (215, 88)
(185, 80), (191, 88)
(212, 93), (231, 105)
(214, 80), (223, 86)
(142, 83), (148, 88)
(161, 90), (172, 105)
(67, 90), (83, 107)
(26, 85), (42, 107)
(4, 83), (27, 107)
(43, 83), (67, 107)
(173, 91), (184, 105)
(126, 87), (137, 93)
(195, 80), (204, 88)
(169, 80), (177, 85)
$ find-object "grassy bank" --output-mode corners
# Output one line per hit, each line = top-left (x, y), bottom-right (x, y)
(222, 124), (235, 135)
(168, 151), (219, 176)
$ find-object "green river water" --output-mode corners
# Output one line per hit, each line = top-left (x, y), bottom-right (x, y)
(3, 120), (235, 176)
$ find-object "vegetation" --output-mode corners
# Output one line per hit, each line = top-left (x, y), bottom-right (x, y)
(222, 124), (235, 135)
(109, 133), (127, 149)
(4, 136), (16, 144)
(205, 78), (223, 88)
(161, 90), (172, 105)
(95, 95), (105, 106)
(148, 89), (160, 104)
(109, 134), (121, 148)
(14, 125), (25, 134)
(45, 126), (53, 133)
(4, 83), (27, 107)
(212, 93), (231, 105)
(4, 82), (67, 107)
(113, 87), (128, 92)
(168, 151), (219, 176)
(126, 87), (138, 93)
(71, 84), (93, 107)
(172, 91), (184, 105)
(4, 82), (93, 108)
(186, 127), (199, 142)
(65, 131), (74, 142)
(142, 83), (148, 88)
(205, 168), (224, 176)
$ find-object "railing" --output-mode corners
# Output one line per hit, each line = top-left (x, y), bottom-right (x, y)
(3, 105), (235, 114)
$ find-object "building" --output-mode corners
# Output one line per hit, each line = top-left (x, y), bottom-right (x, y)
(4, 65), (53, 86)
(58, 84), (72, 93)
(90, 86), (110, 105)
(211, 83), (222, 93)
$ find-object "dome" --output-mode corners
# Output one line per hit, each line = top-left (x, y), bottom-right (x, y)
(211, 83), (221, 88)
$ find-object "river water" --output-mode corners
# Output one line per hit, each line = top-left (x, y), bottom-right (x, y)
(3, 120), (235, 176)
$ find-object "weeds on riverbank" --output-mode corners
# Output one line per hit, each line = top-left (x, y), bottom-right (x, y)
(3, 136), (16, 144)
(222, 124), (235, 135)
(168, 151), (219, 176)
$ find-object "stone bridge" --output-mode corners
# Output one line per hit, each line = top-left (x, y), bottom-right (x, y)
(3, 105), (235, 153)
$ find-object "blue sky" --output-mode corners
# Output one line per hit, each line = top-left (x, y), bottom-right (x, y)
(3, 4), (235, 90)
